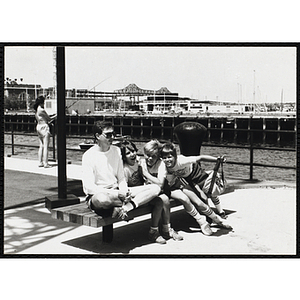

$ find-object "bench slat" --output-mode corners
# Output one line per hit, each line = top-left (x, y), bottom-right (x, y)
(50, 199), (182, 228)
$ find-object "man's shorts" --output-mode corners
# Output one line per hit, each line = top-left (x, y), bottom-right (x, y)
(85, 194), (114, 217)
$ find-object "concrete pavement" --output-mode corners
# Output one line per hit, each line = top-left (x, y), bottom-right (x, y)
(3, 156), (297, 255)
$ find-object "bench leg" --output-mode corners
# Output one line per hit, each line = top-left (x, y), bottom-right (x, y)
(102, 224), (113, 243)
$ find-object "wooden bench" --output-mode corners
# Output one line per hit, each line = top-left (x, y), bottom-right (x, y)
(49, 199), (183, 243)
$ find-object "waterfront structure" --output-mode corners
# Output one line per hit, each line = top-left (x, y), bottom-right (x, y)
(4, 81), (295, 116)
(4, 79), (53, 112)
(4, 112), (296, 147)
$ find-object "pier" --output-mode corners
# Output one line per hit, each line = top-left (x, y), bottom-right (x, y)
(4, 113), (296, 146)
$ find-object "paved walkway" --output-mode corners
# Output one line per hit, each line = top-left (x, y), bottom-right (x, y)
(3, 156), (297, 255)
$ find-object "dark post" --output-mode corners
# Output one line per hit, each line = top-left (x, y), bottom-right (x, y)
(45, 46), (79, 210)
(249, 131), (254, 180)
(56, 47), (67, 199)
(174, 122), (207, 155)
(11, 128), (14, 155)
(52, 122), (56, 160)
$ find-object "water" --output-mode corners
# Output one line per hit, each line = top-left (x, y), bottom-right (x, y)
(4, 133), (296, 182)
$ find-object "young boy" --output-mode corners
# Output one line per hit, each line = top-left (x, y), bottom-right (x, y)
(140, 140), (183, 240)
(141, 140), (213, 236)
(160, 142), (232, 231)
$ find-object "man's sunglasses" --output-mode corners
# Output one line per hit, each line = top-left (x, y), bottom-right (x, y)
(101, 131), (115, 139)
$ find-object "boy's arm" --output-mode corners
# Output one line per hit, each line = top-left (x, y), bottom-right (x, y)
(140, 159), (163, 187)
(196, 155), (226, 163)
(182, 154), (224, 163)
(196, 155), (218, 163)
(157, 161), (167, 187)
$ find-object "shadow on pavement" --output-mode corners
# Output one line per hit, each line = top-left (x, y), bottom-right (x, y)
(5, 169), (85, 209)
(62, 209), (236, 254)
(4, 205), (81, 254)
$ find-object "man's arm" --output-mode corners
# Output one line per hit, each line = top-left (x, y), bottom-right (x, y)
(82, 153), (106, 195)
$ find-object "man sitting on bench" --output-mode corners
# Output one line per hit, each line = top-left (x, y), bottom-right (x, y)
(81, 121), (162, 239)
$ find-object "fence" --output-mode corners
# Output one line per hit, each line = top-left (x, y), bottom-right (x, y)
(4, 117), (296, 181)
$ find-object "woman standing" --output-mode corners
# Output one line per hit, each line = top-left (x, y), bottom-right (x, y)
(33, 96), (56, 168)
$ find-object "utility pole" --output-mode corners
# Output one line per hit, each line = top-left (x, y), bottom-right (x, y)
(45, 46), (79, 209)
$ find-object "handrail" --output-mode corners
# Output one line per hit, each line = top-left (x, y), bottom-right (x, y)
(4, 121), (296, 180)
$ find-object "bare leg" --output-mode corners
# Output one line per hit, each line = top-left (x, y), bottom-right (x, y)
(148, 196), (166, 244)
(150, 197), (163, 228)
(38, 137), (44, 166)
(160, 194), (184, 241)
(43, 133), (50, 166)
(171, 189), (197, 212)
(160, 194), (170, 225)
(183, 189), (232, 230)
(171, 189), (213, 236)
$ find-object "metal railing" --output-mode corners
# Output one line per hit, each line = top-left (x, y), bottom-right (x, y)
(4, 120), (296, 180)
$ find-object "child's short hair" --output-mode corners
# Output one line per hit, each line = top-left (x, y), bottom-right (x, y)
(143, 139), (162, 155)
(161, 142), (177, 158)
(92, 121), (113, 138)
(120, 140), (138, 162)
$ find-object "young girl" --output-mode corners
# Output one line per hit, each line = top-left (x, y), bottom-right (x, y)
(33, 96), (56, 168)
(160, 142), (232, 231)
(119, 140), (166, 244)
(141, 140), (213, 237)
(140, 140), (183, 241)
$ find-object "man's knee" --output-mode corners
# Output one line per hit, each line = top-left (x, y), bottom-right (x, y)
(92, 192), (120, 210)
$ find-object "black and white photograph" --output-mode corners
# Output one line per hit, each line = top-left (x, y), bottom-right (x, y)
(1, 2), (299, 299)
(2, 44), (297, 256)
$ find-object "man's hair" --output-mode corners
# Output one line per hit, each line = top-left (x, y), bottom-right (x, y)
(120, 140), (138, 162)
(92, 121), (113, 138)
(161, 142), (177, 158)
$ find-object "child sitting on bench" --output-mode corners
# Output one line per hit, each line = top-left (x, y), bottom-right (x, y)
(140, 139), (183, 241)
(141, 139), (212, 236)
(119, 140), (166, 244)
(160, 142), (232, 232)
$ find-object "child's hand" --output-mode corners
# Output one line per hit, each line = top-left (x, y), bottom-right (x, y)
(119, 191), (132, 203)
(118, 191), (127, 202)
(220, 155), (226, 163)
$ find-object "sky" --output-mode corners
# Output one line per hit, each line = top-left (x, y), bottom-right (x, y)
(4, 45), (296, 103)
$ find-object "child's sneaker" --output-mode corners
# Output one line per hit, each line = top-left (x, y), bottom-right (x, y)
(148, 230), (166, 244)
(162, 228), (183, 241)
(218, 220), (232, 230)
(218, 211), (227, 219)
(215, 216), (232, 230)
(211, 214), (233, 230)
(200, 222), (213, 236)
